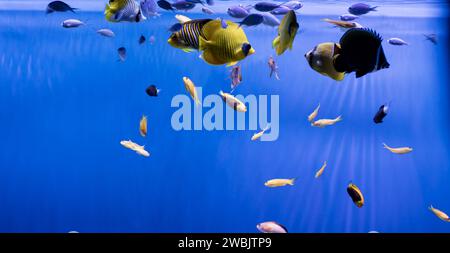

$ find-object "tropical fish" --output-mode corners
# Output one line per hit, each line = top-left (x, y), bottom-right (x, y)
(383, 143), (413, 154)
(305, 42), (345, 81)
(251, 125), (270, 141)
(311, 115), (342, 128)
(172, 0), (195, 11)
(254, 2), (281, 12)
(140, 0), (160, 18)
(340, 14), (358, 21)
(388, 38), (408, 46)
(230, 65), (242, 90)
(429, 205), (450, 222)
(424, 33), (437, 45)
(120, 140), (150, 157)
(268, 56), (280, 80)
(175, 14), (192, 23)
(257, 222), (288, 233)
(261, 12), (280, 27)
(322, 18), (362, 29)
(97, 28), (115, 37)
(282, 1), (303, 10)
(168, 19), (212, 52)
(146, 85), (160, 96)
(118, 47), (127, 62)
(61, 19), (84, 28)
(139, 35), (146, 44)
(227, 6), (250, 18)
(46, 1), (77, 14)
(272, 10), (299, 56)
(219, 91), (247, 112)
(333, 28), (390, 78)
(183, 77), (201, 106)
(264, 178), (295, 187)
(139, 115), (148, 137)
(238, 14), (264, 27)
(157, 0), (175, 11)
(202, 7), (215, 15)
(270, 6), (291, 15)
(307, 103), (320, 122)
(347, 183), (364, 208)
(199, 20), (255, 66)
(348, 3), (378, 15)
(105, 0), (145, 22)
(373, 102), (389, 124)
(315, 161), (327, 178)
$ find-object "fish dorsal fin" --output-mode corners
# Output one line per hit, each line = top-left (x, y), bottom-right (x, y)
(340, 28), (382, 49)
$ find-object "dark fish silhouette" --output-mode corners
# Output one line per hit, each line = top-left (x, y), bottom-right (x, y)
(118, 47), (127, 62)
(238, 14), (264, 27)
(139, 35), (146, 44)
(46, 1), (77, 14)
(373, 103), (389, 124)
(146, 85), (160, 97)
(254, 2), (281, 12)
(157, 0), (175, 11)
(424, 33), (438, 45)
(333, 28), (390, 78)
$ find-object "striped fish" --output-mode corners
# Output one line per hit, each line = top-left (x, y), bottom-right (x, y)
(168, 19), (212, 51)
(105, 0), (145, 23)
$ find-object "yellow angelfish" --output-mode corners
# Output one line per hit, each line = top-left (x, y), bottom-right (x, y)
(105, 0), (144, 23)
(199, 20), (255, 66)
(305, 42), (345, 81)
(273, 10), (299, 56)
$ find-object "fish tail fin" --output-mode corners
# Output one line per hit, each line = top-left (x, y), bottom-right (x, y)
(371, 6), (379, 11)
(382, 143), (389, 149)
(263, 124), (271, 132)
(289, 178), (296, 185)
(275, 72), (280, 80)
(335, 115), (343, 122)
(429, 205), (433, 210)
(104, 4), (114, 21)
(70, 8), (78, 13)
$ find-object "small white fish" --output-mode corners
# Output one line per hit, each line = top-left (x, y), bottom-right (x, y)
(175, 14), (191, 24)
(388, 38), (408, 46)
(251, 125), (270, 141)
(257, 221), (288, 233)
(429, 205), (450, 222)
(135, 147), (150, 157)
(97, 28), (115, 37)
(315, 161), (327, 178)
(368, 231), (379, 233)
(68, 231), (79, 233)
(264, 178), (295, 188)
(202, 7), (215, 15)
(383, 143), (413, 154)
(311, 115), (342, 127)
(307, 103), (320, 122)
(219, 91), (247, 112)
(62, 19), (84, 28)
(182, 77), (200, 106)
(120, 140), (150, 157)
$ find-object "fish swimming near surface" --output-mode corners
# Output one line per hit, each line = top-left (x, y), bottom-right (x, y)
(388, 38), (408, 46)
(307, 103), (320, 122)
(268, 56), (280, 80)
(140, 0), (160, 18)
(139, 115), (148, 137)
(146, 85), (160, 96)
(157, 0), (175, 11)
(373, 102), (389, 124)
(172, 0), (195, 11)
(230, 65), (242, 90)
(227, 5), (250, 18)
(46, 1), (77, 14)
(238, 14), (264, 27)
(273, 10), (299, 56)
(322, 18), (362, 29)
(97, 28), (115, 37)
(270, 6), (291, 16)
(305, 43), (345, 81)
(348, 3), (378, 15)
(264, 178), (295, 187)
(118, 47), (127, 62)
(199, 19), (255, 66)
(206, 0), (214, 5)
(254, 2), (282, 12)
(105, 0), (146, 22)
(251, 125), (270, 141)
(61, 19), (84, 28)
(429, 205), (450, 222)
(424, 33), (437, 45)
(257, 222), (288, 233)
(168, 19), (212, 52)
(383, 143), (413, 154)
(311, 115), (342, 128)
(340, 14), (358, 21)
(261, 12), (280, 27)
(202, 7), (215, 15)
(315, 161), (327, 178)
(347, 183), (364, 208)
(333, 28), (390, 78)
(219, 91), (247, 112)
(282, 1), (303, 10)
(183, 77), (201, 106)
(139, 35), (146, 44)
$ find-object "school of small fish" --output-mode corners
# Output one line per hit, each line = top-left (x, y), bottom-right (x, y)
(45, 0), (445, 232)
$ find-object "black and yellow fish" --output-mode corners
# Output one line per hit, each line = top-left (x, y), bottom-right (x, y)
(168, 19), (212, 52)
(347, 183), (364, 208)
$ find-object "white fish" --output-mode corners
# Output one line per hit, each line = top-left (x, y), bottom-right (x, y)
(311, 115), (342, 127)
(264, 178), (295, 188)
(97, 28), (115, 37)
(202, 7), (215, 15)
(175, 14), (191, 24)
(251, 125), (270, 141)
(182, 77), (200, 106)
(307, 103), (320, 122)
(219, 91), (247, 112)
(120, 140), (150, 157)
(339, 14), (359, 21)
(383, 143), (413, 154)
(388, 38), (408, 46)
(257, 221), (288, 233)
(315, 161), (327, 178)
(429, 205), (450, 222)
(62, 19), (84, 28)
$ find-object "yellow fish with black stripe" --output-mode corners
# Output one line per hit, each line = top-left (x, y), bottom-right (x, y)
(168, 18), (212, 53)
(104, 0), (145, 23)
(273, 10), (299, 56)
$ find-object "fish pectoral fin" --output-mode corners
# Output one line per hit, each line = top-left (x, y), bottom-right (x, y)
(182, 48), (195, 53)
(198, 36), (213, 51)
(272, 36), (280, 49)
(226, 61), (239, 67)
